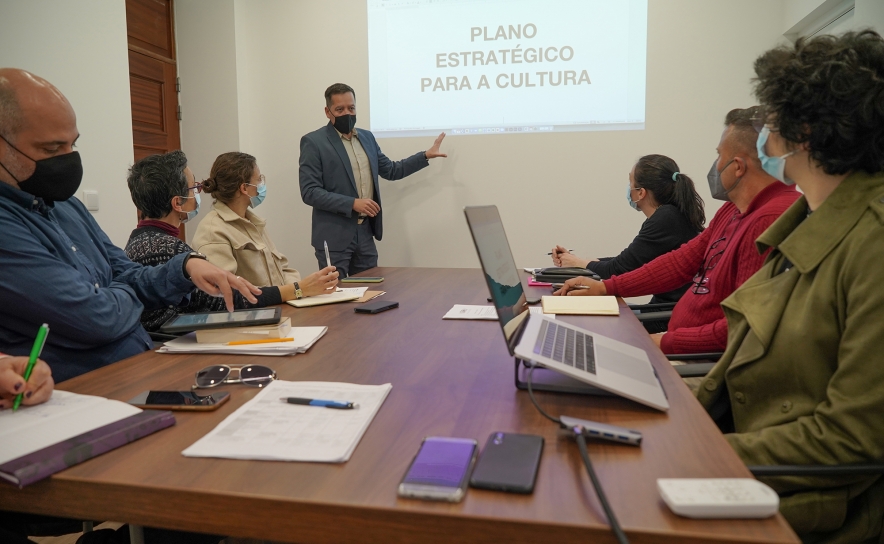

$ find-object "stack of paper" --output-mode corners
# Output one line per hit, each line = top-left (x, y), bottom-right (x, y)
(157, 327), (327, 356)
(443, 305), (551, 319)
(540, 295), (620, 315)
(182, 380), (392, 463)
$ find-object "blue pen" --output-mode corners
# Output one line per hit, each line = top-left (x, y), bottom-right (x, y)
(280, 397), (357, 409)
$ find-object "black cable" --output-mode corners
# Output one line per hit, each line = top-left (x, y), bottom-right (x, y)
(526, 363), (630, 544)
(575, 429), (630, 544)
(526, 363), (561, 424)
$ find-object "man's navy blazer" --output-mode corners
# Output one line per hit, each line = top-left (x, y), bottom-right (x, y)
(299, 123), (428, 251)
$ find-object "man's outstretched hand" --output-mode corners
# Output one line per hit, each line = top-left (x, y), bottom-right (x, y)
(425, 133), (447, 159)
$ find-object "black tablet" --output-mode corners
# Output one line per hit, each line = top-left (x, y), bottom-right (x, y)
(159, 308), (281, 333)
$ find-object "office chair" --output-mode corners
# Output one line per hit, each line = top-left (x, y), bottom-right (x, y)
(629, 302), (722, 378)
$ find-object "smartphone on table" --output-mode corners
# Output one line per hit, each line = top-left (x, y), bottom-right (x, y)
(127, 391), (230, 411)
(398, 437), (478, 502)
(470, 432), (544, 494)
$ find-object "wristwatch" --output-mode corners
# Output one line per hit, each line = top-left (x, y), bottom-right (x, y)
(294, 281), (303, 299)
(182, 251), (207, 280)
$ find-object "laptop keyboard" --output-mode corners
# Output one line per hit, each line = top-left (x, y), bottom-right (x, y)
(533, 320), (596, 374)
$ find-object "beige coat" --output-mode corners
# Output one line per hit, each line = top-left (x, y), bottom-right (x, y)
(697, 172), (884, 543)
(192, 201), (300, 288)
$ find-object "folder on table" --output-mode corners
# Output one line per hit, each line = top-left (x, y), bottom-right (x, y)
(0, 391), (175, 488)
(540, 295), (620, 316)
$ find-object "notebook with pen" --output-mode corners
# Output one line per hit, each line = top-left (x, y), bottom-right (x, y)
(464, 205), (668, 412)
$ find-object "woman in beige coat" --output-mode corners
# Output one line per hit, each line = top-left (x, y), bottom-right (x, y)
(193, 152), (338, 300)
(696, 31), (884, 543)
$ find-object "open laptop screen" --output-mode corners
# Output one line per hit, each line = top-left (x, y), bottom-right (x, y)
(464, 206), (529, 355)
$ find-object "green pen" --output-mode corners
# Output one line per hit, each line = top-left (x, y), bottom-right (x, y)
(12, 323), (49, 412)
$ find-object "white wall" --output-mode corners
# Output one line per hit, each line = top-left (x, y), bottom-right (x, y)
(178, 0), (787, 272)
(0, 0), (135, 247)
(176, 0), (241, 207)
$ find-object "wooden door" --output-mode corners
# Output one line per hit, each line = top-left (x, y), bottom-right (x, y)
(126, 0), (185, 239)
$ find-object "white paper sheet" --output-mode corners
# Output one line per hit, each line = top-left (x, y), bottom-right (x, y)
(443, 305), (552, 320)
(182, 381), (392, 463)
(335, 287), (369, 297)
(157, 327), (327, 356)
(0, 391), (141, 465)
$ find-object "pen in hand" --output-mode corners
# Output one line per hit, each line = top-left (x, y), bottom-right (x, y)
(547, 249), (574, 255)
(280, 397), (357, 409)
(13, 323), (49, 412)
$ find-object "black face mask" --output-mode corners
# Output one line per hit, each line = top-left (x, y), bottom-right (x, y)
(331, 112), (356, 134)
(0, 135), (83, 202)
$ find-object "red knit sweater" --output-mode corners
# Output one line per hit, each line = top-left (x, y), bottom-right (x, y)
(603, 182), (800, 354)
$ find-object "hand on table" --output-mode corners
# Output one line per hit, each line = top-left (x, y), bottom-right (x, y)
(353, 199), (380, 217)
(424, 133), (447, 159)
(300, 266), (339, 296)
(186, 259), (262, 311)
(553, 277), (607, 296)
(550, 245), (590, 268)
(0, 356), (54, 409)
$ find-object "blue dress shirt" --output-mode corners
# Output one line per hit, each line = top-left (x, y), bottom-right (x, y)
(0, 182), (194, 382)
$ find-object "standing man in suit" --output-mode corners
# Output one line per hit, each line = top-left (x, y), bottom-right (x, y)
(299, 83), (447, 276)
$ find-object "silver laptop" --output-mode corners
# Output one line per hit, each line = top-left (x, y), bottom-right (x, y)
(464, 205), (669, 412)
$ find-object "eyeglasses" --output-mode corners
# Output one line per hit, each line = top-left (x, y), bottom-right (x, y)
(188, 182), (204, 194)
(691, 212), (740, 295)
(246, 174), (266, 189)
(692, 238), (727, 295)
(192, 364), (277, 390)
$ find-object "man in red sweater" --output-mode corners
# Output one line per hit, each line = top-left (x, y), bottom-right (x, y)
(556, 108), (800, 354)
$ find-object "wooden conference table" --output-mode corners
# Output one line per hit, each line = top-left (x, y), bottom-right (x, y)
(0, 267), (799, 544)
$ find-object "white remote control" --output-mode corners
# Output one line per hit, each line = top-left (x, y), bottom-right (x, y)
(657, 478), (779, 519)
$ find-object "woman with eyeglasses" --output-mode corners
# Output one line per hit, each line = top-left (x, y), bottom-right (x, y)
(193, 152), (338, 298)
(550, 154), (706, 305)
(695, 31), (884, 542)
(124, 151), (326, 332)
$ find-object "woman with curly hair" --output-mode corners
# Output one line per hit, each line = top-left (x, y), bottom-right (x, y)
(696, 30), (884, 543)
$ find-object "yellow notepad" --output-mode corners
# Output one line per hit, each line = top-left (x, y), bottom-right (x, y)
(540, 296), (620, 316)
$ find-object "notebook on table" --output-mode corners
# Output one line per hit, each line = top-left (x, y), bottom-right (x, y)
(464, 205), (668, 412)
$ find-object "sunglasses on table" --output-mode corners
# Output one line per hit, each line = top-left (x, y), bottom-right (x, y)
(191, 364), (277, 390)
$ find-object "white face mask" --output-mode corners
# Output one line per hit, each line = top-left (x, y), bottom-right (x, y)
(757, 127), (796, 185)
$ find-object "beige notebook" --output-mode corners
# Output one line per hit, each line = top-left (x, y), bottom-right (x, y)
(540, 295), (620, 316)
(287, 291), (361, 308)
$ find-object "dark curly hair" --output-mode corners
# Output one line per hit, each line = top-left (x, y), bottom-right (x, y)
(127, 150), (189, 220)
(633, 154), (705, 233)
(753, 30), (884, 175)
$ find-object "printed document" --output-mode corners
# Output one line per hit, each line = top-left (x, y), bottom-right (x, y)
(443, 305), (551, 320)
(182, 381), (392, 463)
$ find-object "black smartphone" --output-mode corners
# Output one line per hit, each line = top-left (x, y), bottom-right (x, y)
(398, 437), (478, 502)
(354, 300), (399, 314)
(470, 432), (543, 494)
(127, 391), (230, 411)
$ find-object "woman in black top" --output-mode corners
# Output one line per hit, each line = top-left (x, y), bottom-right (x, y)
(551, 154), (705, 304)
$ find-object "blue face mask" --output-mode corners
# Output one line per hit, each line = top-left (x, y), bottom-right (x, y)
(756, 127), (796, 185)
(626, 184), (639, 210)
(179, 191), (200, 223)
(249, 183), (267, 208)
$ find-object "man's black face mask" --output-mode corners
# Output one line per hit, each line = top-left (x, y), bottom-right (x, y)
(331, 112), (356, 134)
(0, 135), (83, 202)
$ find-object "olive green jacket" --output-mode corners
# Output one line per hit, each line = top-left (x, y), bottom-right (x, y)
(697, 171), (884, 543)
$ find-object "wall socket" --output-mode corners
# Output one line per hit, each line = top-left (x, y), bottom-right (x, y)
(82, 190), (99, 211)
